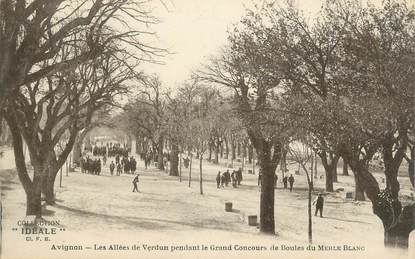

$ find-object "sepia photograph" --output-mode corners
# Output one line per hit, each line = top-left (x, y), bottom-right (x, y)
(0, 0), (414, 258)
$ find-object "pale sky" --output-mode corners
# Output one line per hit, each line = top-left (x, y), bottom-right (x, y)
(140, 0), (330, 88)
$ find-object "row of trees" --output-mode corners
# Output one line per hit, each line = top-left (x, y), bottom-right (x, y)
(117, 1), (414, 247)
(195, 0), (415, 247)
(0, 0), (162, 216)
(117, 75), (254, 174)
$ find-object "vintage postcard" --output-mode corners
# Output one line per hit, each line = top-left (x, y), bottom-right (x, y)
(0, 0), (414, 259)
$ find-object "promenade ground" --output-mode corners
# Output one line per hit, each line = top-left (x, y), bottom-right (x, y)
(1, 148), (414, 259)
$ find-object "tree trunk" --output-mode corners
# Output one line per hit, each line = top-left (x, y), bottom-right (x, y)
(72, 128), (92, 166)
(248, 145), (253, 164)
(43, 159), (59, 205)
(242, 144), (247, 164)
(72, 141), (82, 166)
(408, 146), (414, 187)
(26, 177), (42, 217)
(353, 172), (366, 201)
(382, 137), (406, 200)
(346, 159), (379, 202)
(208, 144), (212, 162)
(231, 142), (236, 160)
(7, 114), (41, 217)
(44, 129), (77, 204)
(314, 153), (318, 178)
(237, 143), (241, 157)
(343, 158), (349, 176)
(179, 151), (182, 182)
(44, 167), (58, 205)
(157, 136), (164, 170)
(383, 203), (415, 248)
(220, 142), (223, 159)
(308, 186), (312, 244)
(199, 155), (203, 195)
(320, 153), (339, 192)
(214, 144), (219, 164)
(169, 143), (179, 176)
(188, 154), (192, 187)
(224, 138), (229, 159)
(333, 162), (338, 182)
(258, 152), (278, 234)
(342, 146), (415, 248)
(280, 147), (287, 174)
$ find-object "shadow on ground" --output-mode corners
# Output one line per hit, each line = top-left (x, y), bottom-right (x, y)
(52, 202), (254, 234)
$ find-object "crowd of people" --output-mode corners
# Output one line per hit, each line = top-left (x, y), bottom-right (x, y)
(80, 141), (325, 216)
(216, 169), (243, 188)
(257, 172), (296, 191)
(80, 157), (102, 175)
(140, 151), (155, 169)
(80, 141), (138, 176)
(89, 143), (130, 158)
(111, 156), (137, 175)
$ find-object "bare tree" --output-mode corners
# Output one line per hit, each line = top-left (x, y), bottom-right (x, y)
(4, 47), (138, 214)
(288, 142), (315, 244)
(121, 75), (167, 170)
(198, 12), (286, 233)
(0, 0), (160, 118)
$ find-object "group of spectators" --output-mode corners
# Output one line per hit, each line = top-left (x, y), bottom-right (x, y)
(216, 169), (243, 188)
(80, 141), (138, 176)
(257, 173), (295, 191)
(110, 155), (137, 175)
(90, 143), (130, 158)
(80, 157), (102, 175)
(140, 151), (155, 169)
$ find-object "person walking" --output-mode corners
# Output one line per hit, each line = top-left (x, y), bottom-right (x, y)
(225, 170), (230, 187)
(236, 168), (242, 185)
(221, 173), (226, 188)
(216, 171), (221, 188)
(283, 176), (288, 189)
(110, 161), (115, 176)
(130, 157), (137, 174)
(117, 162), (122, 176)
(115, 154), (120, 165)
(231, 171), (237, 188)
(313, 193), (324, 217)
(97, 159), (101, 175)
(132, 174), (140, 192)
(288, 174), (295, 192)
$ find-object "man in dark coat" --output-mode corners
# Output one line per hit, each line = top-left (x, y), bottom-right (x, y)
(110, 161), (115, 176)
(283, 176), (288, 189)
(117, 162), (122, 176)
(231, 171), (237, 188)
(313, 193), (324, 217)
(216, 171), (221, 188)
(115, 154), (120, 165)
(144, 153), (149, 169)
(80, 157), (85, 173)
(236, 168), (242, 185)
(130, 157), (137, 174)
(97, 159), (101, 175)
(221, 173), (226, 188)
(288, 174), (295, 192)
(225, 170), (230, 187)
(124, 157), (130, 174)
(132, 174), (140, 192)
